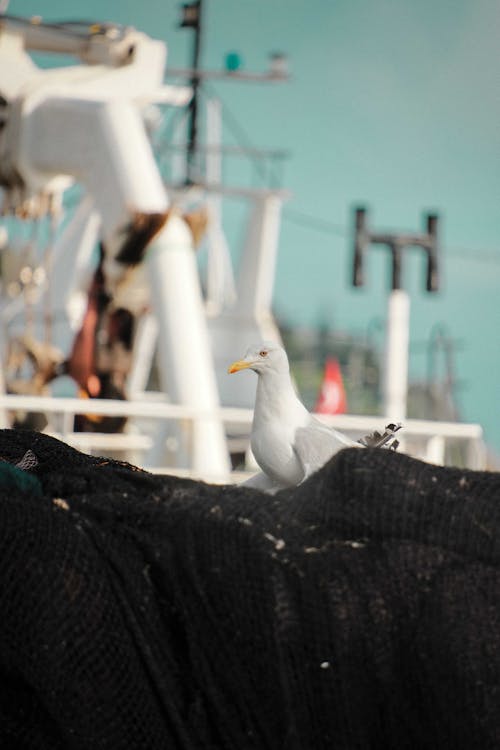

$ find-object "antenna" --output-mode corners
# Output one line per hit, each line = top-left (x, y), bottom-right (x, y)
(352, 207), (439, 291)
(177, 1), (289, 186)
(179, 0), (203, 184)
(352, 207), (440, 422)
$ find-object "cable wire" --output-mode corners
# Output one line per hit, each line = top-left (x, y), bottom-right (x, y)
(281, 208), (500, 264)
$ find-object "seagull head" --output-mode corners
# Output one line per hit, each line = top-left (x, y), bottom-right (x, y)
(227, 341), (289, 376)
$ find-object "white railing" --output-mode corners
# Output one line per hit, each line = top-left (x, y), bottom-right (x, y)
(0, 393), (486, 482)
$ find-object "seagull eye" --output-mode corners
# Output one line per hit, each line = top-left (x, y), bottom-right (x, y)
(259, 350), (268, 357)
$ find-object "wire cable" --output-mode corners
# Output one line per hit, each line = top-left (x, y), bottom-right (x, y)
(281, 208), (500, 264)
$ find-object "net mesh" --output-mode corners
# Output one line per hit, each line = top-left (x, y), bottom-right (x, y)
(0, 427), (499, 749)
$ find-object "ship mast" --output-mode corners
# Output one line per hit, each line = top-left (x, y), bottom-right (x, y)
(180, 0), (203, 184)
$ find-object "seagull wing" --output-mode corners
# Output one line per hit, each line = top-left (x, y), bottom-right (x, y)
(293, 418), (359, 480)
(239, 471), (284, 494)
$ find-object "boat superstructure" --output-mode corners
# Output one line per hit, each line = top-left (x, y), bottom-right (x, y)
(0, 12), (487, 478)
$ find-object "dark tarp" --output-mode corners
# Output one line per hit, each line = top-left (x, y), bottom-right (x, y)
(0, 428), (499, 749)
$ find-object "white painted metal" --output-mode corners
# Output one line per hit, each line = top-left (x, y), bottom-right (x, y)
(316, 413), (482, 439)
(41, 196), (101, 352)
(236, 191), (284, 323)
(0, 393), (486, 473)
(208, 190), (286, 409)
(146, 214), (230, 475)
(0, 393), (483, 438)
(383, 289), (410, 422)
(204, 97), (236, 314)
(0, 19), (234, 476)
(425, 434), (446, 465)
(0, 21), (190, 288)
(126, 313), (159, 397)
(18, 96), (168, 282)
(0, 18), (486, 482)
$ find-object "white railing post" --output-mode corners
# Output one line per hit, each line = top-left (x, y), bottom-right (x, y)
(425, 434), (446, 465)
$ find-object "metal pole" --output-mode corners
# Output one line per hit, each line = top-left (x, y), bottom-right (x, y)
(236, 192), (284, 320)
(146, 213), (230, 476)
(185, 0), (203, 183)
(205, 96), (236, 313)
(383, 288), (410, 421)
(352, 207), (440, 423)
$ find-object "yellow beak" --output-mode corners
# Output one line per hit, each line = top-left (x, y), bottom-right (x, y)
(227, 359), (251, 374)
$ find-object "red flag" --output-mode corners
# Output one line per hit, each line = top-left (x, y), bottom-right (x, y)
(314, 357), (347, 414)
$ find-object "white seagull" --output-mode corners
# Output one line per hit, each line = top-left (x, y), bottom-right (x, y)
(228, 341), (400, 493)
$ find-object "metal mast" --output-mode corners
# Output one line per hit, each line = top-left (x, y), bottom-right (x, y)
(352, 207), (439, 422)
(180, 0), (203, 183)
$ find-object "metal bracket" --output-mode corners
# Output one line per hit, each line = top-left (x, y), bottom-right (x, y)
(352, 207), (439, 292)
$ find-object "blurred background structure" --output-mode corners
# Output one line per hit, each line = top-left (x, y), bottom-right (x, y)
(0, 0), (498, 474)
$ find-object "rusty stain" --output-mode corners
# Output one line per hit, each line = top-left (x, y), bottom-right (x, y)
(115, 211), (171, 266)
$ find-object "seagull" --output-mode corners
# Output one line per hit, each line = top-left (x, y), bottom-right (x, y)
(228, 341), (401, 492)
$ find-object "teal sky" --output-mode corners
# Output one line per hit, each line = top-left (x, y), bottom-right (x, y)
(7, 0), (500, 451)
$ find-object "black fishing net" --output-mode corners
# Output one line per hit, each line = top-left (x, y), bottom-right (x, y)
(0, 427), (499, 749)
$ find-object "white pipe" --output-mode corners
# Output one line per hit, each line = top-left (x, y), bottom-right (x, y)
(145, 213), (230, 475)
(126, 313), (158, 397)
(383, 289), (410, 422)
(205, 97), (236, 313)
(236, 192), (284, 319)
